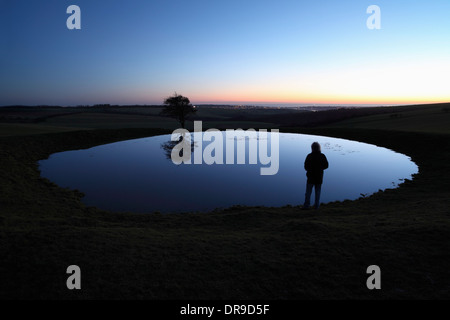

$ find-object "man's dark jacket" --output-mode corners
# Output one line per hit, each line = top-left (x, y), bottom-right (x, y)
(304, 151), (329, 185)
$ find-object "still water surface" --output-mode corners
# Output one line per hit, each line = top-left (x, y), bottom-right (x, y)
(38, 132), (418, 213)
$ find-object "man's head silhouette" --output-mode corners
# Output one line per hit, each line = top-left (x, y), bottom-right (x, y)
(311, 142), (321, 153)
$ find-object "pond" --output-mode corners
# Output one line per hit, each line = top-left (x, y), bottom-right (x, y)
(38, 132), (418, 213)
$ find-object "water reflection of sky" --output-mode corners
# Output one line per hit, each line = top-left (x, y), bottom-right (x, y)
(38, 133), (418, 213)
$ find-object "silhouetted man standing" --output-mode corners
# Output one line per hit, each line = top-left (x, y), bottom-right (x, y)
(303, 142), (329, 210)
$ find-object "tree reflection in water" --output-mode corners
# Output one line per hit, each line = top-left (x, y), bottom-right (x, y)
(160, 133), (197, 162)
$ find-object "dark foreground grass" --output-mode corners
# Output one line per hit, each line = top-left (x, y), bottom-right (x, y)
(1, 127), (450, 299)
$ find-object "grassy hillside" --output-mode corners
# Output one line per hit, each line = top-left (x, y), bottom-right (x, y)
(7, 103), (441, 136)
(327, 103), (450, 134)
(0, 105), (285, 136)
(1, 104), (450, 299)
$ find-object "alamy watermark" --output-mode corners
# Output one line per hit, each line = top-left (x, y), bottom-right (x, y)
(366, 265), (381, 289)
(66, 265), (81, 290)
(169, 121), (279, 176)
(367, 5), (381, 30)
(66, 5), (381, 31)
(66, 5), (81, 30)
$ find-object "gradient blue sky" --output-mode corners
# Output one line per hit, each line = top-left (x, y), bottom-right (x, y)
(1, 0), (449, 106)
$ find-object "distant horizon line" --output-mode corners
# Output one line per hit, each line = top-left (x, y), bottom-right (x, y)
(1, 102), (449, 108)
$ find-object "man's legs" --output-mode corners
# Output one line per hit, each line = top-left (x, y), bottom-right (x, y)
(303, 183), (313, 208)
(314, 184), (322, 209)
